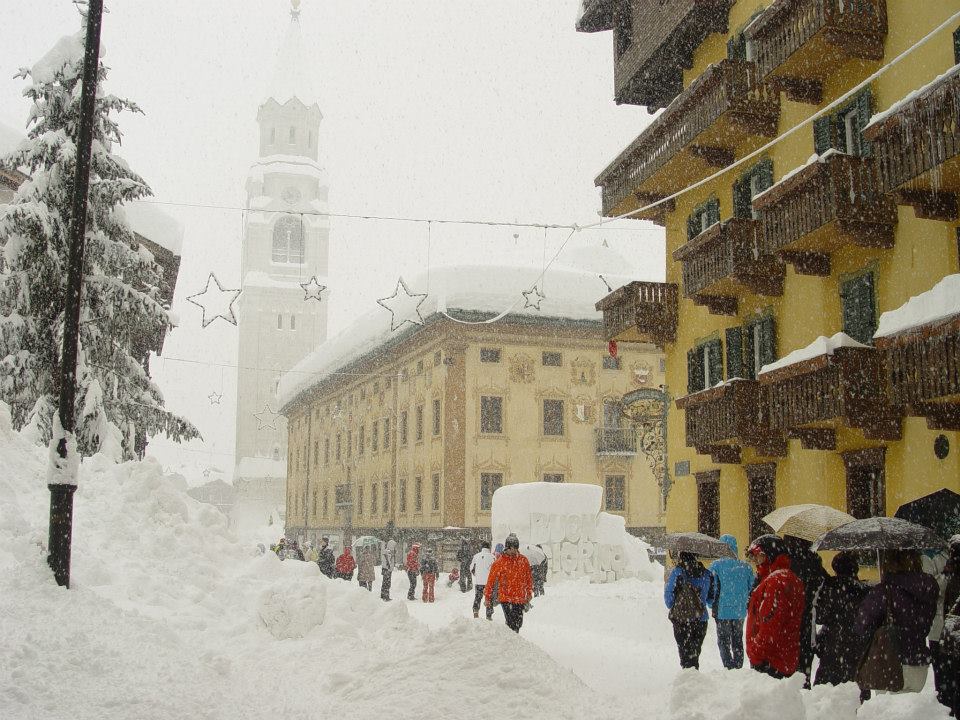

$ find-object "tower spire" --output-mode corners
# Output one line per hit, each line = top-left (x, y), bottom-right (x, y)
(290, 0), (301, 20)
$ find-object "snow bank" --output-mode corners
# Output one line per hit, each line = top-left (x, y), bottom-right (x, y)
(490, 481), (660, 583)
(875, 274), (960, 338)
(759, 332), (868, 376)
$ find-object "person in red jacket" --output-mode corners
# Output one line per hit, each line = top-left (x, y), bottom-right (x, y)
(746, 534), (806, 678)
(405, 543), (421, 601)
(334, 546), (356, 581)
(484, 533), (533, 633)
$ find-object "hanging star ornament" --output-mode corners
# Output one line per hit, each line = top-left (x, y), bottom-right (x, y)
(202, 467), (212, 478)
(377, 277), (428, 331)
(522, 285), (546, 311)
(208, 392), (223, 405)
(300, 276), (327, 302)
(186, 273), (242, 328)
(254, 405), (281, 431)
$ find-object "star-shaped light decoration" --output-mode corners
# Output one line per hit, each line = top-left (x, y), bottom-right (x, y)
(208, 392), (223, 405)
(300, 276), (327, 302)
(186, 273), (242, 328)
(254, 404), (281, 431)
(202, 468), (212, 478)
(522, 285), (546, 311)
(377, 277), (428, 331)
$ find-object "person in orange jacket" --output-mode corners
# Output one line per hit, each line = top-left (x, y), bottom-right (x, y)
(334, 546), (356, 581)
(405, 543), (421, 601)
(484, 533), (533, 632)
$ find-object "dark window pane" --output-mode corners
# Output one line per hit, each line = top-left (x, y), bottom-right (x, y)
(544, 473), (564, 483)
(480, 472), (502, 511)
(542, 351), (562, 367)
(480, 396), (503, 434)
(480, 347), (501, 363)
(543, 399), (564, 436)
(602, 355), (620, 370)
(605, 475), (625, 511)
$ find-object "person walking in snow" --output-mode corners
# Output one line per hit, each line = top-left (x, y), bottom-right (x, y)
(780, 534), (827, 686)
(304, 542), (319, 563)
(813, 551), (868, 686)
(932, 536), (960, 716)
(471, 541), (495, 620)
(709, 534), (754, 669)
(358, 547), (375, 591)
(405, 543), (421, 600)
(746, 535), (806, 679)
(335, 546), (356, 581)
(457, 537), (473, 593)
(380, 537), (397, 601)
(484, 534), (533, 633)
(317, 536), (335, 578)
(420, 548), (439, 602)
(664, 551), (717, 669)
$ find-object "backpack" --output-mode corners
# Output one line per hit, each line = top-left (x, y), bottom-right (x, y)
(669, 573), (706, 623)
(857, 588), (904, 692)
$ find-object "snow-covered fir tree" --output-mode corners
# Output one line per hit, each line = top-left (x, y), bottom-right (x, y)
(0, 30), (199, 459)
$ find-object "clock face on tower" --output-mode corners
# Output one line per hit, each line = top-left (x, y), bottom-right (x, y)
(282, 186), (301, 205)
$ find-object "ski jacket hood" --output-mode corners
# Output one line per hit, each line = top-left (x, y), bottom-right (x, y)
(721, 534), (738, 555)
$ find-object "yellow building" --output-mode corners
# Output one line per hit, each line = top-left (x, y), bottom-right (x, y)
(581, 0), (960, 548)
(278, 264), (666, 551)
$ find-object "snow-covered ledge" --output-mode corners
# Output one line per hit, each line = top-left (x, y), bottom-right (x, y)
(874, 274), (960, 340)
(759, 332), (869, 378)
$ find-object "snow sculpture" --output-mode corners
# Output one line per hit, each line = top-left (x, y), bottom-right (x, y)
(491, 482), (655, 583)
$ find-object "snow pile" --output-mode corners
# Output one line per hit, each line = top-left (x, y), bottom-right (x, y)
(875, 273), (960, 338)
(490, 482), (661, 583)
(759, 332), (868, 376)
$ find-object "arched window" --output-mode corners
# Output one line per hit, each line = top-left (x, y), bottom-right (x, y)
(272, 215), (304, 264)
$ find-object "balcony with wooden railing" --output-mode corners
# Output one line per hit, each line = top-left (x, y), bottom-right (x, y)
(875, 278), (960, 430)
(864, 67), (960, 221)
(759, 344), (901, 449)
(753, 151), (897, 276)
(676, 379), (786, 464)
(673, 218), (785, 315)
(597, 59), (780, 218)
(745, 0), (887, 103)
(595, 281), (678, 346)
(595, 427), (639, 456)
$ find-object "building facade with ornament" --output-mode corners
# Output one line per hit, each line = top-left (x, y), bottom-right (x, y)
(278, 262), (667, 556)
(233, 1), (330, 533)
(580, 0), (960, 549)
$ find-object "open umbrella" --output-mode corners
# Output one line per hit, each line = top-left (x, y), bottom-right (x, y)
(811, 516), (947, 552)
(762, 504), (856, 543)
(352, 535), (381, 551)
(663, 532), (735, 558)
(894, 488), (960, 541)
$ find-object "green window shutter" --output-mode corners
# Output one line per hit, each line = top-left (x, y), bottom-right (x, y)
(732, 177), (751, 219)
(725, 326), (744, 379)
(687, 348), (702, 394)
(707, 339), (723, 387)
(758, 316), (778, 370)
(855, 88), (873, 157)
(813, 115), (833, 155)
(727, 33), (746, 61)
(841, 272), (877, 345)
(954, 27), (960, 64)
(687, 210), (701, 241)
(743, 323), (756, 380)
(707, 197), (721, 227)
(756, 159), (774, 192)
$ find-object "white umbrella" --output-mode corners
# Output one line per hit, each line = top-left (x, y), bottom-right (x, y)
(520, 544), (547, 565)
(762, 504), (856, 543)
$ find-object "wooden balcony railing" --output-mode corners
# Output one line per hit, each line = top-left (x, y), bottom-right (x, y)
(865, 67), (960, 221)
(746, 0), (887, 103)
(595, 281), (678, 346)
(759, 345), (901, 449)
(753, 152), (896, 276)
(595, 427), (638, 455)
(676, 379), (785, 463)
(876, 309), (960, 431)
(673, 218), (785, 315)
(598, 59), (780, 217)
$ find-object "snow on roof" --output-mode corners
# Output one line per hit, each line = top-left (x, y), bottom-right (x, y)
(875, 274), (960, 339)
(278, 259), (640, 409)
(866, 63), (960, 132)
(753, 148), (842, 204)
(248, 155), (326, 183)
(236, 456), (287, 479)
(264, 7), (319, 108)
(759, 332), (868, 376)
(122, 201), (184, 256)
(0, 122), (25, 160)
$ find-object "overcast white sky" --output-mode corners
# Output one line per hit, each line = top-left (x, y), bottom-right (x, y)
(0, 0), (662, 480)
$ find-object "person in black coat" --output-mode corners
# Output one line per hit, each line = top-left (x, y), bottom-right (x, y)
(457, 537), (473, 593)
(781, 534), (827, 686)
(813, 551), (869, 686)
(316, 536), (335, 578)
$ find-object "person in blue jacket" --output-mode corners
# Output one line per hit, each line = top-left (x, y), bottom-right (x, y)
(710, 534), (755, 669)
(665, 551), (717, 669)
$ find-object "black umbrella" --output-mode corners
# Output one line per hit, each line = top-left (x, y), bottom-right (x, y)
(663, 532), (735, 558)
(894, 488), (960, 541)
(811, 516), (947, 552)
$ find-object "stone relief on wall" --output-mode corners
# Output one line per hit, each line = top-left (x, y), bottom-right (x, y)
(630, 362), (652, 387)
(508, 353), (536, 384)
(572, 399), (596, 424)
(570, 357), (596, 387)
